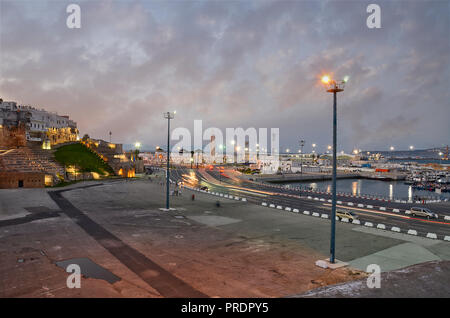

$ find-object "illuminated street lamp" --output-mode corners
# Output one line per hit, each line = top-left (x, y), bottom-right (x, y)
(409, 145), (414, 150)
(390, 146), (395, 151)
(321, 74), (347, 264)
(134, 142), (141, 160)
(163, 111), (176, 210)
(439, 151), (443, 164)
(299, 139), (305, 174)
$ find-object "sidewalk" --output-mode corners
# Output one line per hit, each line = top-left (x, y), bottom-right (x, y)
(294, 260), (450, 297)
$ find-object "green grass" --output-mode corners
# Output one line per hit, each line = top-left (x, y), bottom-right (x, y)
(53, 143), (115, 176)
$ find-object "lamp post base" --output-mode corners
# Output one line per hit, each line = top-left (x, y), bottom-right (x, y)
(159, 207), (177, 212)
(315, 258), (348, 269)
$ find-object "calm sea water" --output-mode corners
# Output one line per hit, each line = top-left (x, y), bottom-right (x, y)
(284, 178), (450, 200)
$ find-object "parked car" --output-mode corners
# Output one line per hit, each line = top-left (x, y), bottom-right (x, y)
(200, 186), (209, 191)
(336, 209), (358, 221)
(410, 207), (438, 219)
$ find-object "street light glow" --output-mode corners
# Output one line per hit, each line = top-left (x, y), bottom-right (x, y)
(135, 142), (141, 149)
(321, 75), (330, 84)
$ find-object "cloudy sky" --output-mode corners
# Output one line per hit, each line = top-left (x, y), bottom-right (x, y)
(0, 0), (449, 152)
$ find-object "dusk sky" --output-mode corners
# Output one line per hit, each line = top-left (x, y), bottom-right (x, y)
(0, 0), (449, 153)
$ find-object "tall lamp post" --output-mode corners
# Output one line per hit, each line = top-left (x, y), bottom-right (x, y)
(163, 111), (176, 210)
(321, 74), (347, 264)
(299, 139), (305, 175)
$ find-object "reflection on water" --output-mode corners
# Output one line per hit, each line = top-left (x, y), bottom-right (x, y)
(287, 178), (449, 200)
(352, 181), (358, 196)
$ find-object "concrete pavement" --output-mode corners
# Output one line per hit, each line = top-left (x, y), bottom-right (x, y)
(1, 177), (449, 297)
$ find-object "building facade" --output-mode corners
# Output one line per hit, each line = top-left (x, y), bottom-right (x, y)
(0, 100), (79, 148)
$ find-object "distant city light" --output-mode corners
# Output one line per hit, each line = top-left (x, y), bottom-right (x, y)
(343, 76), (350, 83)
(390, 146), (395, 151)
(409, 145), (414, 150)
(135, 142), (141, 149)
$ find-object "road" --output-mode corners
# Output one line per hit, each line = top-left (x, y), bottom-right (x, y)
(168, 166), (450, 239)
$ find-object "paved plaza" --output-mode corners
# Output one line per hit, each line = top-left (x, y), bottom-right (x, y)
(1, 178), (449, 297)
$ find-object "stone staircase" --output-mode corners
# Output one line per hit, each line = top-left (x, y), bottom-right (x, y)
(0, 146), (65, 180)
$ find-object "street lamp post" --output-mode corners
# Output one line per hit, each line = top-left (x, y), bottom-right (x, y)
(163, 111), (175, 210)
(321, 75), (347, 264)
(299, 139), (305, 175)
(197, 151), (200, 169)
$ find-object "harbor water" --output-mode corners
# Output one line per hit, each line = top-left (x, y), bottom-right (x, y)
(284, 178), (450, 201)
